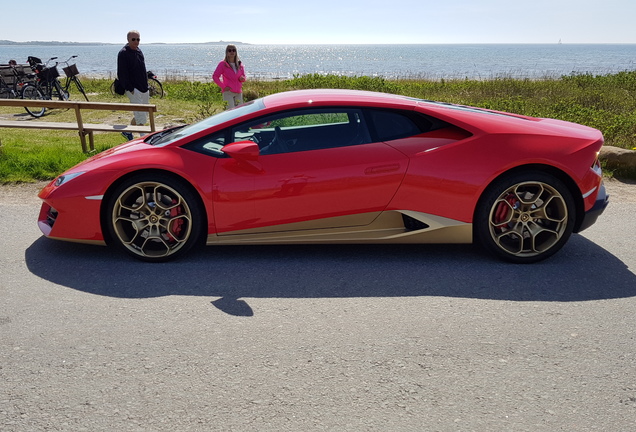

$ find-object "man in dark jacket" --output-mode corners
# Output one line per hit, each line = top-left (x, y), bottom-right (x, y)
(117, 30), (149, 140)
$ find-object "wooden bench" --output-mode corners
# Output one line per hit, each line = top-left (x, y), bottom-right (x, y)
(0, 99), (156, 152)
(0, 64), (33, 87)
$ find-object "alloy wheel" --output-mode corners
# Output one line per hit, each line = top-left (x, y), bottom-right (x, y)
(111, 181), (194, 260)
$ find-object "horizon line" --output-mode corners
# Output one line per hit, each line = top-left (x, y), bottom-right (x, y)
(3, 40), (636, 46)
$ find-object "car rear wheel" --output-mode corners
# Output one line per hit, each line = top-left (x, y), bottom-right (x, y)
(475, 171), (575, 263)
(106, 174), (204, 262)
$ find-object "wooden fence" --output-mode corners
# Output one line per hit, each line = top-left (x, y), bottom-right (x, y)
(0, 99), (157, 152)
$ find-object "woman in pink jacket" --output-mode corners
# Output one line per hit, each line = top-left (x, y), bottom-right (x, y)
(212, 44), (246, 109)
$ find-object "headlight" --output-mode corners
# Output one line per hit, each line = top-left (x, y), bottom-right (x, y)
(591, 156), (602, 177)
(54, 171), (86, 187)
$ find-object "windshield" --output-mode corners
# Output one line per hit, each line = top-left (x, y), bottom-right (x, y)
(152, 99), (266, 147)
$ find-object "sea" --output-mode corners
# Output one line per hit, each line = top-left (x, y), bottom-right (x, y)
(1, 43), (635, 81)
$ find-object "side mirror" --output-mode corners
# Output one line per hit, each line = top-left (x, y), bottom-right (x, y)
(222, 140), (260, 161)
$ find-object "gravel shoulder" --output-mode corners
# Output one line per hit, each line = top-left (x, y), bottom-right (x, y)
(600, 177), (636, 202)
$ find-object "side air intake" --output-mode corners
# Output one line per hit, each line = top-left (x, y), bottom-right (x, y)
(402, 214), (430, 231)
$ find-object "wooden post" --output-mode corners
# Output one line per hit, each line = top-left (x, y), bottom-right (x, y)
(148, 110), (156, 132)
(72, 103), (89, 153)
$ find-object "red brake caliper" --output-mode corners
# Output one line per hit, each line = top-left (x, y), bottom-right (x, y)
(167, 199), (184, 241)
(494, 194), (517, 230)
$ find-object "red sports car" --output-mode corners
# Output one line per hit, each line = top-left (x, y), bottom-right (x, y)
(37, 89), (609, 263)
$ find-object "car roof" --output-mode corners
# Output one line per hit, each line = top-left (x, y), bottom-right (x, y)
(261, 89), (420, 109)
(256, 89), (599, 140)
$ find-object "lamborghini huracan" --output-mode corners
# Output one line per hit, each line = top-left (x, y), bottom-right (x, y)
(37, 89), (609, 263)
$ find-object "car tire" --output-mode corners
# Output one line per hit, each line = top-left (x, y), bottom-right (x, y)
(105, 173), (204, 262)
(474, 171), (575, 263)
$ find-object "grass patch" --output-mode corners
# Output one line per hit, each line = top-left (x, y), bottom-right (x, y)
(0, 132), (87, 182)
(2, 72), (636, 184)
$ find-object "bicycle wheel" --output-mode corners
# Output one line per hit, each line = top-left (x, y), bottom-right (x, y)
(0, 82), (12, 99)
(148, 77), (164, 99)
(73, 76), (89, 101)
(21, 84), (46, 117)
(1, 78), (20, 99)
(53, 79), (69, 101)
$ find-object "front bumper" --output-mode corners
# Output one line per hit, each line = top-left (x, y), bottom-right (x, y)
(576, 182), (609, 233)
(37, 198), (106, 245)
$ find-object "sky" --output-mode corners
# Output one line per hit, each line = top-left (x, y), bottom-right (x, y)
(2, 0), (635, 45)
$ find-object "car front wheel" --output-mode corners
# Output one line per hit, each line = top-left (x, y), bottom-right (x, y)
(105, 174), (204, 262)
(475, 171), (575, 263)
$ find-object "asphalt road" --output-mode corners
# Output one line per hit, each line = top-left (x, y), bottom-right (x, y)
(1, 184), (635, 431)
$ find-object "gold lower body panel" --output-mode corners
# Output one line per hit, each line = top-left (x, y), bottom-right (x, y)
(207, 211), (472, 245)
(49, 237), (107, 246)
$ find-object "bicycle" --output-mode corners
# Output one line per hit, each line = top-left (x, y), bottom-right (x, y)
(58, 55), (89, 101)
(110, 70), (164, 98)
(0, 71), (19, 99)
(147, 71), (164, 98)
(21, 56), (68, 118)
(0, 63), (32, 99)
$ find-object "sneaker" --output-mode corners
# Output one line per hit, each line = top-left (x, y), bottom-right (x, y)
(121, 131), (134, 141)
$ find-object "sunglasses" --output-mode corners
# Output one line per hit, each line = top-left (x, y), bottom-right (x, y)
(131, 38), (140, 41)
(227, 49), (236, 52)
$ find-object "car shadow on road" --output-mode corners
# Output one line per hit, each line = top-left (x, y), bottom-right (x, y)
(25, 233), (636, 315)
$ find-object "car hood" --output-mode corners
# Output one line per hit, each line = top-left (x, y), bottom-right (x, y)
(67, 139), (153, 172)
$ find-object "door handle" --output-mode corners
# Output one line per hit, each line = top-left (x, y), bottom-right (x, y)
(364, 164), (401, 175)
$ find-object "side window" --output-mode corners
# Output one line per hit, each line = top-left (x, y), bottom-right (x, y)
(270, 112), (349, 128)
(232, 121), (275, 148)
(182, 131), (227, 157)
(231, 108), (372, 155)
(366, 109), (428, 142)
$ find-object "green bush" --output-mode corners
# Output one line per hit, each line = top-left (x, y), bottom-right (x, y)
(2, 72), (636, 184)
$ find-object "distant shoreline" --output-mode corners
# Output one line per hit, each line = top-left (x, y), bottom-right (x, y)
(0, 40), (248, 46)
(3, 40), (636, 47)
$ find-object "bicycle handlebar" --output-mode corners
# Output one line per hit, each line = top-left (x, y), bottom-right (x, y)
(60, 55), (78, 65)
